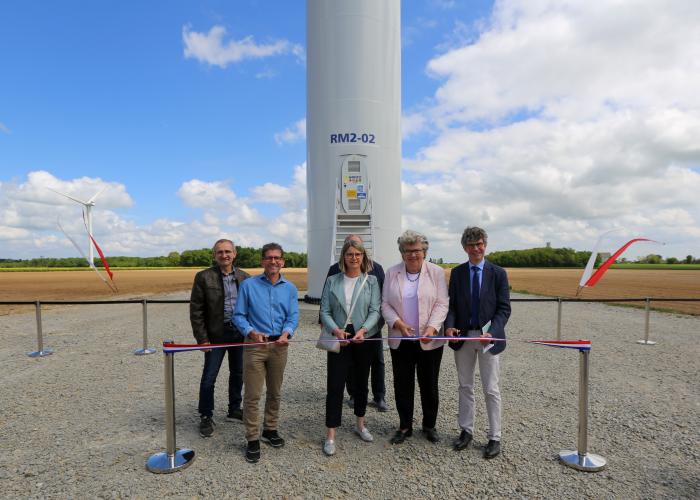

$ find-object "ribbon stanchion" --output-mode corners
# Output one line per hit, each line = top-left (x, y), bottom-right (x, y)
(134, 299), (156, 356)
(637, 297), (657, 345)
(27, 301), (54, 358)
(146, 339), (195, 474)
(558, 345), (607, 472)
(556, 297), (563, 341)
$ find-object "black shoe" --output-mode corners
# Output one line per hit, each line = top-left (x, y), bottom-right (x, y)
(453, 430), (472, 451)
(199, 416), (214, 438)
(347, 397), (355, 409)
(372, 398), (390, 412)
(245, 440), (260, 463)
(389, 428), (412, 445)
(261, 429), (285, 448)
(422, 427), (440, 443)
(484, 439), (501, 459)
(227, 408), (243, 421)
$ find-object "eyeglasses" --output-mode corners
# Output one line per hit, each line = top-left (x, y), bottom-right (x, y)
(401, 249), (424, 256)
(263, 256), (284, 261)
(345, 252), (364, 259)
(465, 241), (485, 249)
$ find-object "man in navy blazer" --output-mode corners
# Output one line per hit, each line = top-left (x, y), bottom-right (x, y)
(445, 226), (511, 459)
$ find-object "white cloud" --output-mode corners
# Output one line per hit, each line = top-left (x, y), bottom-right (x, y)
(0, 171), (301, 259)
(274, 118), (306, 145)
(401, 0), (700, 260)
(255, 68), (278, 79)
(402, 112), (427, 139)
(0, 122), (10, 134)
(183, 25), (303, 68)
(251, 163), (306, 211)
(266, 209), (307, 246)
(177, 179), (265, 226)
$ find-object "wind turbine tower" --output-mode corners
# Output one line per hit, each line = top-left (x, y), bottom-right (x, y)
(49, 186), (106, 264)
(306, 0), (402, 299)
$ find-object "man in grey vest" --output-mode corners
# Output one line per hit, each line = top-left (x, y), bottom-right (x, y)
(190, 238), (250, 437)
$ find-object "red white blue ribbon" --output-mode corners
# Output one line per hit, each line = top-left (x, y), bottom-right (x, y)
(526, 339), (591, 351)
(163, 337), (591, 353)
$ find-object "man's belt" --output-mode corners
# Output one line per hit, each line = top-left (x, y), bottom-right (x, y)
(251, 335), (282, 343)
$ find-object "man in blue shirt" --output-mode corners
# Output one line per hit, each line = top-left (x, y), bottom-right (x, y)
(234, 242), (299, 463)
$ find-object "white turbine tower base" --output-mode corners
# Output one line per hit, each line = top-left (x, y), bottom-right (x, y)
(48, 186), (106, 264)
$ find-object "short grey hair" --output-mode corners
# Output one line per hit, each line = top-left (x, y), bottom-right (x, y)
(344, 234), (363, 244)
(397, 230), (429, 254)
(460, 227), (488, 247)
(212, 239), (235, 253)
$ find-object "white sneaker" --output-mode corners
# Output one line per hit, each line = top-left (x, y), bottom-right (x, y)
(354, 426), (374, 442)
(323, 439), (336, 456)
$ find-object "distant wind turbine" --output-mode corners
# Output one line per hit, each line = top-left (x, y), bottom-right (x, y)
(48, 186), (106, 264)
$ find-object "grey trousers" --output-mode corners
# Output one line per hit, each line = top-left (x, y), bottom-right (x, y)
(454, 345), (501, 441)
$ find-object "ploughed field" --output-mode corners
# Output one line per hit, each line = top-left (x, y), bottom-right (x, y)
(0, 267), (698, 315)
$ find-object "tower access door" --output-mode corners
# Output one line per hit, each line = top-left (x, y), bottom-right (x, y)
(335, 155), (373, 260)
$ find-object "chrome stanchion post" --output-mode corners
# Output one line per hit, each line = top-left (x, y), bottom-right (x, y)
(134, 299), (156, 355)
(556, 297), (562, 341)
(146, 340), (195, 473)
(559, 349), (607, 472)
(28, 301), (54, 357)
(637, 297), (656, 345)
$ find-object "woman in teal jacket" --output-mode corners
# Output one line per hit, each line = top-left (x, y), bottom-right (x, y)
(319, 239), (381, 456)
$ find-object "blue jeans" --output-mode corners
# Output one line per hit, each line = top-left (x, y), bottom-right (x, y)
(197, 324), (244, 418)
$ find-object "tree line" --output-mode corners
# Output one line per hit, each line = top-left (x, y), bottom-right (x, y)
(485, 248), (699, 267)
(486, 247), (597, 267)
(1, 247), (696, 269)
(0, 246), (308, 269)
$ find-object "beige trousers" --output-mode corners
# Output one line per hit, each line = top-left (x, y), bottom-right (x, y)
(242, 342), (289, 441)
(454, 345), (502, 441)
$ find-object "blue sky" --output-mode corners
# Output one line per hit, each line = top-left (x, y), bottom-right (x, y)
(2, 0), (699, 262)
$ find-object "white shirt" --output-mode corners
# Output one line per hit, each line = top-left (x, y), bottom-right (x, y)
(343, 275), (359, 313)
(402, 271), (420, 334)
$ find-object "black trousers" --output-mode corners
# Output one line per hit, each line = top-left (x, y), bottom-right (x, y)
(345, 334), (385, 400)
(326, 340), (374, 428)
(390, 341), (444, 431)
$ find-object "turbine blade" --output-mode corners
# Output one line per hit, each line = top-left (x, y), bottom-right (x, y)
(87, 185), (107, 204)
(47, 187), (88, 206)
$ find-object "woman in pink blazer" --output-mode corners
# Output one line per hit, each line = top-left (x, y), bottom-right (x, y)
(381, 230), (449, 445)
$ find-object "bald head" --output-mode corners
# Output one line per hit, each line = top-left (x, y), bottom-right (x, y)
(344, 234), (363, 245)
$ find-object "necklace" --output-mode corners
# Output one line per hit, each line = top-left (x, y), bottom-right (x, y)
(406, 270), (420, 282)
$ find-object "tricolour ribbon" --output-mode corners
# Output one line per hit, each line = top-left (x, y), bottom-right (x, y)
(163, 337), (591, 353)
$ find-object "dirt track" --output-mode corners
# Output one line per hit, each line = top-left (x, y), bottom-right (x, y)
(0, 268), (697, 315)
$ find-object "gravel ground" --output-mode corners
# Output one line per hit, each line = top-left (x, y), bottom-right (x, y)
(0, 291), (698, 499)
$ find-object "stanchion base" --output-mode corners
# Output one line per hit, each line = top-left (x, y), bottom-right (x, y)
(27, 349), (54, 358)
(636, 340), (657, 345)
(146, 449), (195, 473)
(559, 450), (607, 472)
(134, 348), (157, 355)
